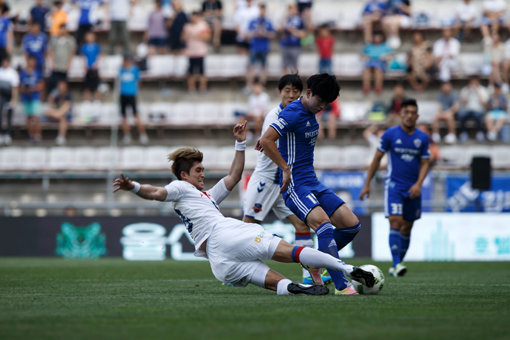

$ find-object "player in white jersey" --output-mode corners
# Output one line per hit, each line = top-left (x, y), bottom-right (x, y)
(113, 122), (375, 295)
(243, 74), (330, 285)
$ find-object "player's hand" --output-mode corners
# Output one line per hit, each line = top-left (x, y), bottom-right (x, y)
(280, 168), (291, 193)
(254, 139), (263, 152)
(113, 173), (134, 193)
(233, 120), (247, 142)
(359, 185), (370, 200)
(408, 183), (421, 199)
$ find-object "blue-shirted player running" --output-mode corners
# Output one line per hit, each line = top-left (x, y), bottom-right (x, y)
(360, 98), (430, 277)
(258, 74), (374, 295)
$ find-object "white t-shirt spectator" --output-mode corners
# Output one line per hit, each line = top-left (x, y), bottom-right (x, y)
(460, 85), (489, 112)
(235, 3), (259, 41)
(483, 0), (506, 13)
(107, 0), (130, 21)
(504, 38), (510, 59)
(455, 1), (479, 22)
(433, 37), (460, 60)
(248, 91), (270, 117)
(0, 66), (20, 87)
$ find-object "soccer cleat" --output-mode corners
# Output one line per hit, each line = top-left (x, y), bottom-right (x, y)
(388, 266), (396, 277)
(334, 286), (359, 295)
(287, 283), (329, 295)
(389, 263), (407, 277)
(349, 266), (376, 288)
(321, 269), (332, 284)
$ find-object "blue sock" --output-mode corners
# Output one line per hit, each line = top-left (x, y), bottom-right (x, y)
(400, 232), (410, 262)
(389, 228), (401, 267)
(333, 222), (361, 251)
(316, 222), (350, 290)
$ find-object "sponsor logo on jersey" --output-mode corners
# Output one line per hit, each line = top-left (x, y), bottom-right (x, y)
(253, 203), (263, 213)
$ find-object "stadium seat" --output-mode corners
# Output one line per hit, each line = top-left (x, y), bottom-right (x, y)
(440, 146), (470, 167)
(0, 147), (24, 171)
(298, 54), (319, 76)
(68, 57), (86, 79)
(340, 102), (370, 122)
(99, 55), (123, 79)
(147, 55), (174, 77)
(417, 101), (438, 124)
(94, 147), (119, 170)
(71, 147), (100, 171)
(315, 145), (343, 169)
(119, 146), (148, 170)
(334, 54), (363, 77)
(48, 147), (77, 170)
(491, 146), (510, 168)
(145, 146), (172, 170)
(21, 147), (49, 171)
(342, 145), (370, 169)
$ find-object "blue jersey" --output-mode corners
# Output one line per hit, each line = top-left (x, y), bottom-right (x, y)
(73, 0), (103, 25)
(379, 125), (430, 189)
(20, 69), (44, 102)
(271, 98), (322, 186)
(22, 33), (48, 69)
(119, 65), (139, 96)
(280, 15), (304, 47)
(248, 17), (274, 53)
(0, 16), (11, 49)
(81, 42), (101, 68)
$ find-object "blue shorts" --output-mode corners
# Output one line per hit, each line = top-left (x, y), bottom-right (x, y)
(365, 59), (386, 71)
(384, 183), (421, 221)
(148, 38), (167, 47)
(249, 51), (268, 66)
(284, 183), (344, 223)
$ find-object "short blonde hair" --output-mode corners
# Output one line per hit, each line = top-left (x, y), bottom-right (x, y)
(168, 147), (203, 179)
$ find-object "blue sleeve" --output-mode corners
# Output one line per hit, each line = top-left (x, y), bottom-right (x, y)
(270, 106), (298, 136)
(248, 19), (256, 31)
(134, 67), (140, 81)
(22, 36), (28, 51)
(421, 134), (430, 158)
(268, 21), (274, 32)
(96, 44), (101, 55)
(378, 129), (391, 153)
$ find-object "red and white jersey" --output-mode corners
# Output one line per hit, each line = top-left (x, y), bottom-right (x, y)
(164, 179), (230, 257)
(252, 104), (282, 181)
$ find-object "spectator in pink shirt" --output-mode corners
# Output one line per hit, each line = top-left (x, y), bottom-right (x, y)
(182, 11), (211, 92)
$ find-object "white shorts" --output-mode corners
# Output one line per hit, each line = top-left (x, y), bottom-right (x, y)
(243, 172), (293, 221)
(206, 218), (281, 287)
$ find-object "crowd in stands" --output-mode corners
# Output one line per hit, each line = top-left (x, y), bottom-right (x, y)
(0, 0), (509, 149)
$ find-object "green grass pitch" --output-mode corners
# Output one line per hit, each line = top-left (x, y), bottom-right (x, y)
(1, 258), (509, 340)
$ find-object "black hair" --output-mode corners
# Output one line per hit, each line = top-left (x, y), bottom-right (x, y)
(278, 74), (303, 92)
(306, 73), (340, 104)
(402, 98), (418, 110)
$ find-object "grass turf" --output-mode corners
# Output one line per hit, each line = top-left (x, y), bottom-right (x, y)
(1, 258), (509, 340)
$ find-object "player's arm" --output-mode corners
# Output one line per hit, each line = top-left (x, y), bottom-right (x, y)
(257, 127), (290, 193)
(408, 158), (430, 199)
(222, 121), (247, 191)
(113, 173), (168, 201)
(360, 149), (385, 200)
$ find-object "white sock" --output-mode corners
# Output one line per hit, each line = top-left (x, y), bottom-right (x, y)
(295, 237), (314, 278)
(299, 247), (354, 276)
(276, 278), (293, 295)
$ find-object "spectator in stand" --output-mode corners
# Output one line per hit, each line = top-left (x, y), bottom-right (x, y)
(44, 80), (72, 146)
(296, 0), (313, 33)
(0, 55), (18, 146)
(20, 56), (44, 142)
(23, 21), (48, 77)
(119, 54), (148, 144)
(72, 0), (104, 51)
(49, 1), (68, 37)
(386, 82), (407, 125)
(81, 30), (102, 102)
(238, 79), (269, 140)
(407, 31), (435, 91)
(481, 0), (506, 38)
(0, 5), (13, 64)
(234, 0), (259, 55)
(167, 0), (188, 55)
(202, 0), (223, 52)
(382, 0), (411, 49)
(106, 0), (135, 55)
(502, 36), (510, 85)
(317, 98), (340, 141)
(279, 4), (306, 74)
(30, 0), (50, 33)
(47, 23), (75, 97)
(246, 3), (275, 89)
(315, 24), (334, 74)
(182, 11), (211, 93)
(485, 82), (508, 141)
(362, 31), (393, 94)
(453, 0), (478, 42)
(483, 32), (504, 86)
(361, 0), (387, 44)
(145, 0), (168, 55)
(431, 81), (458, 144)
(433, 27), (460, 82)
(458, 75), (489, 143)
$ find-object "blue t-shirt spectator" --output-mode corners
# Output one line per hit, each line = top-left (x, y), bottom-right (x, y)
(385, 0), (410, 16)
(30, 4), (50, 32)
(73, 0), (104, 26)
(248, 17), (274, 53)
(437, 90), (458, 111)
(363, 42), (392, 61)
(119, 65), (140, 96)
(488, 93), (507, 111)
(22, 32), (48, 70)
(20, 69), (44, 102)
(81, 42), (101, 68)
(280, 15), (304, 47)
(362, 1), (387, 15)
(0, 16), (11, 49)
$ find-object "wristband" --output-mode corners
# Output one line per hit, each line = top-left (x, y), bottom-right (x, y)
(235, 140), (247, 151)
(130, 181), (141, 193)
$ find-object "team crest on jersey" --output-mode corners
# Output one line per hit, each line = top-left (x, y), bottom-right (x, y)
(253, 203), (263, 213)
(396, 138), (402, 144)
(414, 139), (422, 148)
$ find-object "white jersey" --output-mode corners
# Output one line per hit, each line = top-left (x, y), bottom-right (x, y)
(164, 179), (230, 257)
(252, 104), (283, 181)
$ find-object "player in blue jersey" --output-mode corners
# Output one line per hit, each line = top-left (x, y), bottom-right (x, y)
(360, 98), (430, 277)
(258, 73), (368, 295)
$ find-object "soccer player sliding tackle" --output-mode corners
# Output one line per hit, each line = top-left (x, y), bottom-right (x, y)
(113, 121), (374, 295)
(257, 74), (375, 295)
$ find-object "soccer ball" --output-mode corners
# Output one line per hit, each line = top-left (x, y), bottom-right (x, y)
(351, 264), (385, 295)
